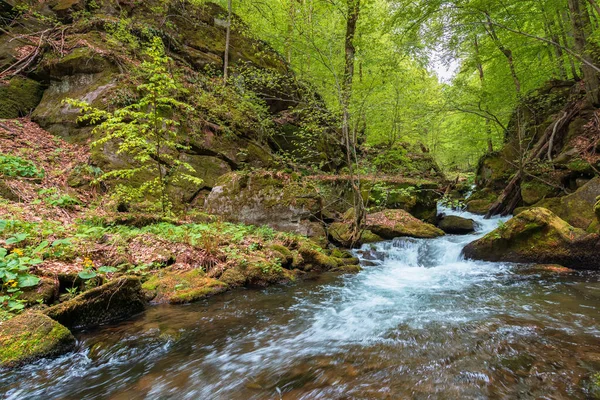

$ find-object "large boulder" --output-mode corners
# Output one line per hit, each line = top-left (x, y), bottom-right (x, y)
(0, 312), (75, 368)
(44, 276), (145, 329)
(365, 209), (444, 240)
(205, 171), (323, 235)
(438, 215), (476, 234)
(532, 177), (600, 231)
(463, 208), (600, 269)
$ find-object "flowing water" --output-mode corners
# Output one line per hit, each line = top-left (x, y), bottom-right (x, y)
(2, 206), (600, 399)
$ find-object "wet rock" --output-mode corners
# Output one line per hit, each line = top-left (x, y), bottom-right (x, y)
(0, 312), (75, 368)
(365, 209), (444, 240)
(437, 215), (476, 234)
(463, 208), (600, 270)
(45, 276), (145, 329)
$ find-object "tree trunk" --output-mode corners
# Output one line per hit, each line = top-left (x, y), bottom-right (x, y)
(485, 13), (521, 96)
(223, 0), (232, 83)
(342, 0), (364, 246)
(558, 8), (581, 80)
(568, 0), (600, 104)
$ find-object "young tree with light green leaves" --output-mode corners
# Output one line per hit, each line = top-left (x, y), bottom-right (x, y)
(66, 37), (202, 215)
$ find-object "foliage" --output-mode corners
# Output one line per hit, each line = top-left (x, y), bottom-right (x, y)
(0, 236), (42, 312)
(66, 37), (201, 215)
(0, 154), (44, 179)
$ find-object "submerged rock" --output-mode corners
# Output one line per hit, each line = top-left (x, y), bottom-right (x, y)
(437, 215), (476, 234)
(45, 276), (145, 329)
(0, 312), (75, 369)
(366, 209), (444, 240)
(463, 208), (600, 269)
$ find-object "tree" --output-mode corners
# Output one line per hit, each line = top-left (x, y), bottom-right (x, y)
(67, 37), (201, 215)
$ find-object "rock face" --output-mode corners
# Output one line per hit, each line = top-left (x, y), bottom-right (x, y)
(463, 208), (600, 269)
(532, 177), (600, 231)
(366, 209), (444, 240)
(205, 171), (323, 234)
(0, 312), (75, 369)
(438, 215), (476, 234)
(45, 276), (145, 329)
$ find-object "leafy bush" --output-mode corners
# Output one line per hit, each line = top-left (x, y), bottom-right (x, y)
(0, 236), (42, 312)
(0, 154), (44, 179)
(39, 188), (81, 209)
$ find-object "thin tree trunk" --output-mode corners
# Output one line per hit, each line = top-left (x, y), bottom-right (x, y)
(223, 0), (232, 83)
(474, 35), (493, 152)
(558, 8), (581, 80)
(485, 13), (521, 96)
(568, 0), (600, 104)
(342, 0), (364, 246)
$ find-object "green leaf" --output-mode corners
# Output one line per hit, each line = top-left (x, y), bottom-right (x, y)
(17, 274), (40, 288)
(33, 240), (49, 254)
(6, 233), (28, 245)
(78, 270), (97, 280)
(98, 266), (117, 274)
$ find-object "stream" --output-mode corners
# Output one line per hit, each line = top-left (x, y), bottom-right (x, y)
(2, 206), (600, 399)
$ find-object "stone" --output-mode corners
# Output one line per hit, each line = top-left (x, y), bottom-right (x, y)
(437, 215), (476, 234)
(327, 222), (382, 248)
(533, 177), (600, 231)
(463, 208), (600, 270)
(142, 269), (228, 304)
(466, 199), (493, 215)
(0, 312), (75, 368)
(365, 209), (444, 240)
(44, 276), (145, 329)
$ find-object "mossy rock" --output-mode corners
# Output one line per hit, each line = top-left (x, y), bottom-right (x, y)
(365, 209), (444, 240)
(594, 196), (600, 223)
(0, 312), (75, 368)
(45, 276), (145, 329)
(437, 215), (475, 235)
(463, 208), (600, 270)
(327, 222), (382, 248)
(533, 177), (600, 230)
(466, 199), (493, 215)
(18, 277), (58, 306)
(142, 268), (227, 304)
(0, 77), (44, 118)
(520, 181), (558, 205)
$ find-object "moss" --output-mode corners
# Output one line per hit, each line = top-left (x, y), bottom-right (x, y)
(366, 209), (444, 240)
(466, 199), (493, 215)
(0, 312), (75, 368)
(566, 158), (592, 173)
(45, 276), (145, 329)
(463, 208), (600, 269)
(332, 264), (362, 273)
(18, 277), (58, 306)
(220, 267), (247, 287)
(270, 244), (293, 267)
(298, 244), (338, 270)
(0, 77), (44, 118)
(142, 268), (227, 304)
(595, 196), (600, 222)
(520, 181), (557, 205)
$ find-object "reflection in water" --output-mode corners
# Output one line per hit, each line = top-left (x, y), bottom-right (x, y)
(1, 206), (599, 399)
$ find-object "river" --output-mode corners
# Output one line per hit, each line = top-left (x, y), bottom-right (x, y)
(2, 206), (600, 399)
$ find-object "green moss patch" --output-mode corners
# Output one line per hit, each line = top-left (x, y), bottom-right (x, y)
(0, 312), (75, 368)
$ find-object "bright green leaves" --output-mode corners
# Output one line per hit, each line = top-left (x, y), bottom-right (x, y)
(65, 36), (202, 215)
(0, 153), (44, 179)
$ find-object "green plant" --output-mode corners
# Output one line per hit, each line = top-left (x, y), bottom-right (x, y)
(0, 244), (42, 312)
(0, 154), (44, 179)
(66, 37), (201, 215)
(39, 188), (81, 209)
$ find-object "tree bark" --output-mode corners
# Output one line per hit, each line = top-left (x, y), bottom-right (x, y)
(485, 13), (521, 96)
(342, 0), (364, 246)
(223, 0), (232, 83)
(568, 0), (600, 104)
